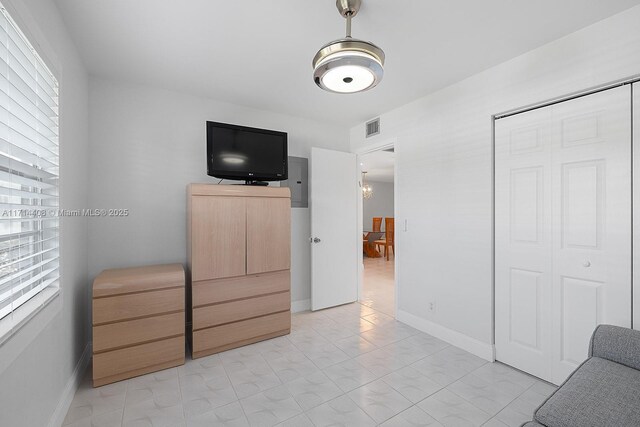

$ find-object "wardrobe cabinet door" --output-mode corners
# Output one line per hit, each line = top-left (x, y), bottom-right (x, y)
(246, 198), (291, 274)
(191, 196), (246, 281)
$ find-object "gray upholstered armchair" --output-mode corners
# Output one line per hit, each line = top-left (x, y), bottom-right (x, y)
(522, 325), (640, 427)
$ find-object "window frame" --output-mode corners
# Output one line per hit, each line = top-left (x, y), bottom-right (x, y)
(0, 0), (61, 347)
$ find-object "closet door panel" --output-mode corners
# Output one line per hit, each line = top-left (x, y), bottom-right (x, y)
(495, 106), (554, 382)
(550, 86), (631, 382)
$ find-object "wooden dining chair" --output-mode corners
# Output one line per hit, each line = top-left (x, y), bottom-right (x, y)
(372, 217), (382, 232)
(375, 217), (395, 260)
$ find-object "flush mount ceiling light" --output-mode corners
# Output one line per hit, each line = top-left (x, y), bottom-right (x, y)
(313, 0), (385, 94)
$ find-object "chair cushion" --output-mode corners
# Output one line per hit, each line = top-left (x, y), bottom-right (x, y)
(535, 357), (640, 427)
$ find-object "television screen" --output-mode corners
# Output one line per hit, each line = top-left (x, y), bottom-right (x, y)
(207, 121), (288, 182)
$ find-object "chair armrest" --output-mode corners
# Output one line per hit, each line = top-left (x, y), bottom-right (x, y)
(589, 324), (640, 370)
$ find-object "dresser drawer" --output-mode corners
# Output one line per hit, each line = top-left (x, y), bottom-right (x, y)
(93, 336), (184, 385)
(192, 270), (289, 307)
(93, 312), (184, 353)
(93, 264), (184, 297)
(93, 287), (184, 324)
(193, 291), (289, 330)
(193, 311), (290, 357)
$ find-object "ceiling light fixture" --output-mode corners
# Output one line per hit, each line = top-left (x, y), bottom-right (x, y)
(313, 0), (385, 94)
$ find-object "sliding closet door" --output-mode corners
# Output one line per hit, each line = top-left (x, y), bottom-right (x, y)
(496, 86), (631, 385)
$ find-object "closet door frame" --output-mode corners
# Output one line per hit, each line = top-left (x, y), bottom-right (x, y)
(493, 78), (638, 384)
(633, 82), (640, 330)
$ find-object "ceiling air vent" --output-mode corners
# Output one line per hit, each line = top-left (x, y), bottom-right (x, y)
(365, 117), (380, 138)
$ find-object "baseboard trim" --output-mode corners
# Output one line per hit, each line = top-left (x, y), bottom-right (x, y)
(48, 341), (92, 427)
(291, 299), (310, 313)
(397, 310), (495, 361)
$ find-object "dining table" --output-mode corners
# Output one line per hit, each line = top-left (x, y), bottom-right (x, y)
(363, 231), (385, 258)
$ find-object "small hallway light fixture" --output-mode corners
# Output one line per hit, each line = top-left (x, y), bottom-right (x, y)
(362, 171), (373, 199)
(313, 0), (385, 94)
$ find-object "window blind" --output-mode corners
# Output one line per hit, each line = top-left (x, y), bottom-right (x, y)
(0, 3), (59, 322)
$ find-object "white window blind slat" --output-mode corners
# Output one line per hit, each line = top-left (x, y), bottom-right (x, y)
(0, 246), (58, 275)
(0, 275), (58, 319)
(0, 136), (58, 169)
(0, 226), (58, 243)
(0, 186), (58, 202)
(0, 2), (59, 323)
(0, 153), (58, 181)
(0, 257), (58, 291)
(0, 85), (59, 143)
(0, 167), (58, 190)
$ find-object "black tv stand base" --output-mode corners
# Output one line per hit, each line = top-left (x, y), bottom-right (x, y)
(244, 180), (269, 186)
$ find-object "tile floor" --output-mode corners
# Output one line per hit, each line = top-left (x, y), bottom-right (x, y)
(361, 252), (395, 316)
(64, 301), (555, 427)
(64, 252), (555, 426)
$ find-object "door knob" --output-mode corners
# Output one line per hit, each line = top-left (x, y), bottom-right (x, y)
(583, 260), (591, 267)
(312, 237), (321, 243)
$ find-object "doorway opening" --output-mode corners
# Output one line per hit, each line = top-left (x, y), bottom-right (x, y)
(359, 147), (396, 316)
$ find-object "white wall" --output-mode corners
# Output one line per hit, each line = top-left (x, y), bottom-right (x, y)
(351, 5), (640, 359)
(88, 78), (349, 307)
(363, 180), (394, 232)
(0, 0), (90, 426)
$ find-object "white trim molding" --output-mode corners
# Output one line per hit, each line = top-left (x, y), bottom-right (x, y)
(48, 342), (91, 427)
(291, 299), (311, 313)
(397, 310), (495, 362)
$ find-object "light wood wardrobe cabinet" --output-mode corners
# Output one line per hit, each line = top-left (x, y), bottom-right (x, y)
(187, 184), (291, 358)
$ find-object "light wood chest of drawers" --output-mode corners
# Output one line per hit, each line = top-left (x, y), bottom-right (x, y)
(188, 184), (291, 359)
(92, 264), (185, 387)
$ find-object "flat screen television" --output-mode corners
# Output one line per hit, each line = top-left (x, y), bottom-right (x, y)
(206, 121), (288, 184)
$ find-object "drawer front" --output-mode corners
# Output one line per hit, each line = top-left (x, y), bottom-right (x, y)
(193, 291), (290, 330)
(193, 311), (290, 354)
(93, 312), (185, 353)
(93, 336), (184, 380)
(93, 287), (184, 324)
(193, 270), (289, 307)
(93, 264), (184, 298)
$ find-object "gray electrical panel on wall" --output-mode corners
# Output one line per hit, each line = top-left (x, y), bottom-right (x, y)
(282, 156), (308, 208)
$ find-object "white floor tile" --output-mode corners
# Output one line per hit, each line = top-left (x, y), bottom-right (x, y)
(322, 359), (379, 392)
(185, 401), (249, 427)
(284, 371), (343, 411)
(305, 395), (377, 427)
(382, 366), (443, 403)
(239, 385), (302, 427)
(379, 406), (443, 427)
(347, 379), (412, 423)
(418, 389), (492, 427)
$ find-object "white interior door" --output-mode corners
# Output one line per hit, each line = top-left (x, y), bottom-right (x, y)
(310, 147), (358, 311)
(495, 86), (632, 385)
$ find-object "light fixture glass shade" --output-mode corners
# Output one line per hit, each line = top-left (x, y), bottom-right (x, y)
(362, 183), (373, 199)
(361, 171), (373, 198)
(313, 38), (384, 94)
